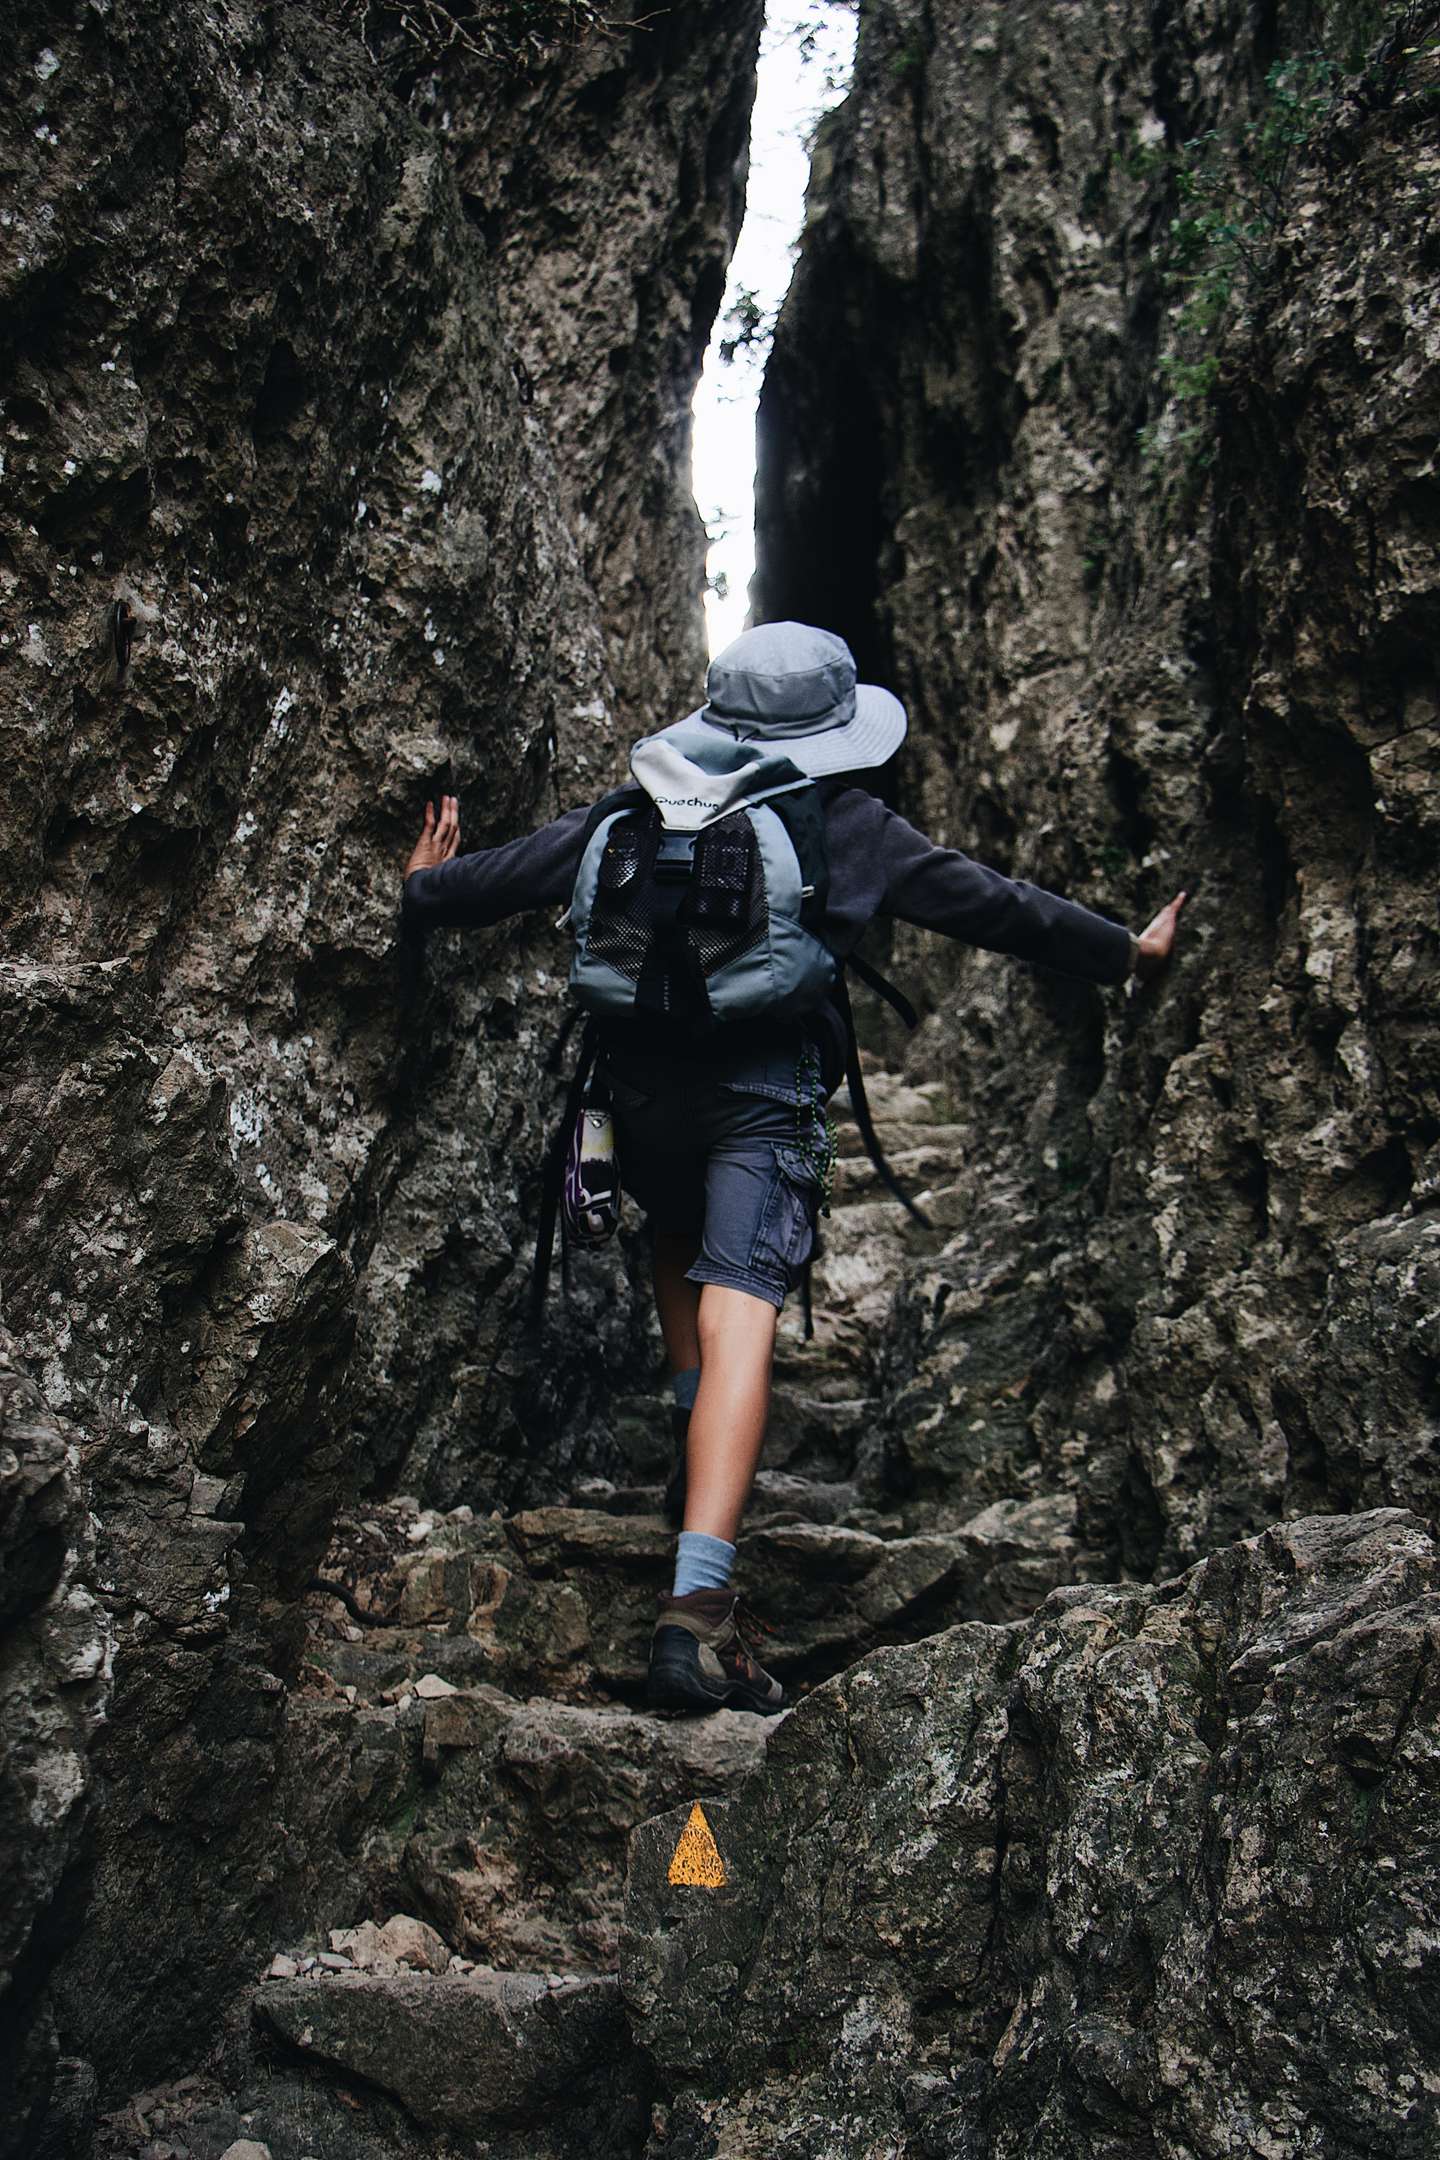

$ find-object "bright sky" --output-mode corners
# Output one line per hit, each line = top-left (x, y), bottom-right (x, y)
(692, 2), (858, 656)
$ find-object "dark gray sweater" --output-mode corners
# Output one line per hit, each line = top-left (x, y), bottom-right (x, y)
(402, 785), (1138, 988)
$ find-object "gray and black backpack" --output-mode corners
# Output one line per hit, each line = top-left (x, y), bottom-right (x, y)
(566, 777), (837, 1032)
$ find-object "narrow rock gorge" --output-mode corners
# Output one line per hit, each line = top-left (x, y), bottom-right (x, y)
(3, 0), (1437, 2155)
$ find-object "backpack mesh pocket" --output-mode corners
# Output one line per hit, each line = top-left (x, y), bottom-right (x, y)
(584, 808), (771, 989)
(586, 814), (653, 982)
(687, 818), (768, 976)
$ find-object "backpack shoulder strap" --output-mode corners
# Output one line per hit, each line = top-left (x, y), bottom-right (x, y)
(578, 782), (648, 854)
(833, 969), (930, 1227)
(763, 779), (830, 932)
(846, 950), (920, 1030)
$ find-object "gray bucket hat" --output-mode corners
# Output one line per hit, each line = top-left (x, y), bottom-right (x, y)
(692, 620), (907, 778)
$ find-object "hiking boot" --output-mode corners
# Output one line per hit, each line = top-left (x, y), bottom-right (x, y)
(663, 1405), (689, 1528)
(648, 1588), (787, 1716)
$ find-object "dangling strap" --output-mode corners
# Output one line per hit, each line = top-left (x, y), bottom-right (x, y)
(846, 950), (920, 1030)
(834, 971), (931, 1227)
(529, 1016), (599, 1325)
(546, 1002), (585, 1071)
(800, 1255), (815, 1341)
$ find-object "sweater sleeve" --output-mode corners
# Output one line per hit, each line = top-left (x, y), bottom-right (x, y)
(875, 804), (1136, 986)
(401, 803), (591, 932)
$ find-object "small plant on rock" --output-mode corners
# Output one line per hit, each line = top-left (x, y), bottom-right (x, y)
(1137, 0), (1440, 482)
(717, 286), (774, 368)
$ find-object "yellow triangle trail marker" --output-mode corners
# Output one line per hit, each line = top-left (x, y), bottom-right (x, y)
(667, 1801), (726, 1888)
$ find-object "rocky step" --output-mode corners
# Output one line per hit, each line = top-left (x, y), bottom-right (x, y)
(256, 1966), (641, 2141)
(245, 1964), (650, 2157)
(756, 1388), (874, 1482)
(831, 1070), (956, 1133)
(569, 1463), (865, 1523)
(303, 1492), (1107, 1708)
(281, 1682), (771, 1972)
(619, 1514), (1440, 2157)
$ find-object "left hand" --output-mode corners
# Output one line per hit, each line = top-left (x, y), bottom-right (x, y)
(405, 795), (461, 879)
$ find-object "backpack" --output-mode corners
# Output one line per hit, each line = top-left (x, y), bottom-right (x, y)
(565, 777), (836, 1032)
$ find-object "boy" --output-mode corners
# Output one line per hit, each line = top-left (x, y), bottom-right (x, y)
(402, 621), (1186, 1716)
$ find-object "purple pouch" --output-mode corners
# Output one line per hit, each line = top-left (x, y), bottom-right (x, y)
(563, 1082), (622, 1248)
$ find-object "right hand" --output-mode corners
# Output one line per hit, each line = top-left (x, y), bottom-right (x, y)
(404, 795), (461, 879)
(1134, 889), (1188, 980)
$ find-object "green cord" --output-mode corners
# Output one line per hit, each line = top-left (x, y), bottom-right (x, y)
(794, 1041), (837, 1216)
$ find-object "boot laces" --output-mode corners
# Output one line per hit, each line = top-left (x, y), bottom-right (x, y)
(732, 1595), (774, 1656)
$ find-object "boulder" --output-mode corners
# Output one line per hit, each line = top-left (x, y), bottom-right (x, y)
(256, 1968), (647, 2140)
(623, 1511), (1440, 2157)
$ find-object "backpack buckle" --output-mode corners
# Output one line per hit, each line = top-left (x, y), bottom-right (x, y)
(654, 831), (696, 882)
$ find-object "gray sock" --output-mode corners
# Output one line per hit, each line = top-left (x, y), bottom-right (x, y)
(673, 1529), (735, 1596)
(671, 1366), (700, 1412)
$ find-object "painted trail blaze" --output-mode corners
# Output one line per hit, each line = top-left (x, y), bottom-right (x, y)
(668, 1801), (727, 1888)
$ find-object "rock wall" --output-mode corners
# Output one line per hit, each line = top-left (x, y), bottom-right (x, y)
(8, 0), (1437, 2147)
(0, 0), (759, 2122)
(0, 1332), (111, 2151)
(427, 3), (761, 730)
(755, 0), (1440, 1578)
(624, 1509), (1440, 2157)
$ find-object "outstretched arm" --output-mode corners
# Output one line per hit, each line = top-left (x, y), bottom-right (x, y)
(859, 796), (1185, 985)
(401, 795), (591, 932)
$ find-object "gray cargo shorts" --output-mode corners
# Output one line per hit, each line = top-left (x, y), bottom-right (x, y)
(599, 1036), (830, 1311)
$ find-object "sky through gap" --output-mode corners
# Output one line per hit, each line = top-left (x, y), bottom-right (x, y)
(691, 2), (859, 656)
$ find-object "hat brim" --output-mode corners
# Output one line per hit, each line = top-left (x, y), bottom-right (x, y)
(694, 682), (907, 778)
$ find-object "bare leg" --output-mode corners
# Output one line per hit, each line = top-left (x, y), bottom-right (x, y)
(652, 1229), (702, 1374)
(682, 1283), (779, 1545)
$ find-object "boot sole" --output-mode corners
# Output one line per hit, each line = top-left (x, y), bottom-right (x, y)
(648, 1628), (787, 1718)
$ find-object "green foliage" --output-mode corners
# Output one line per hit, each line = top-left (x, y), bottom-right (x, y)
(794, 0), (859, 71)
(717, 286), (773, 368)
(1135, 1), (1440, 479)
(1168, 51), (1339, 310)
(387, 1794), (421, 1838)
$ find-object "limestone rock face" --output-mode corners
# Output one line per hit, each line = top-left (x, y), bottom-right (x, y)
(0, 0), (752, 2111)
(432, 1), (765, 728)
(756, 1), (1440, 1577)
(623, 1510), (1440, 2158)
(0, 1332), (111, 2158)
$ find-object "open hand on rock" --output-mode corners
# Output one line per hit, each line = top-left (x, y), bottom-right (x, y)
(1134, 889), (1188, 981)
(405, 795), (461, 879)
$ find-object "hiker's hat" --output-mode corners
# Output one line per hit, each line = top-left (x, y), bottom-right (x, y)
(693, 620), (907, 778)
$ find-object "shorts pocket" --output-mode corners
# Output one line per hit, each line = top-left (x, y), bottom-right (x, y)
(716, 1045), (803, 1105)
(749, 1144), (821, 1287)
